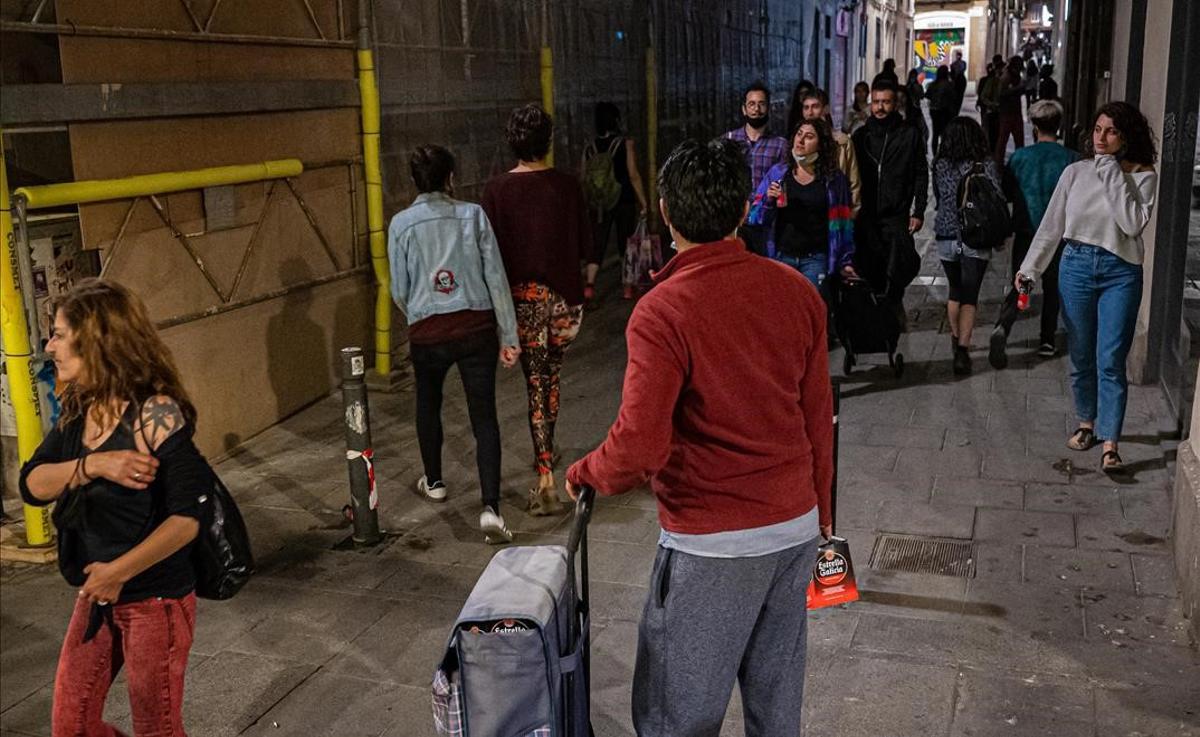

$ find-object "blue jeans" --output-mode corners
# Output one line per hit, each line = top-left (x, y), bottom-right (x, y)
(773, 252), (826, 291)
(1057, 241), (1142, 442)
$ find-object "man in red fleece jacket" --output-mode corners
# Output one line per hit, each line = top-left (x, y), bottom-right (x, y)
(566, 138), (833, 736)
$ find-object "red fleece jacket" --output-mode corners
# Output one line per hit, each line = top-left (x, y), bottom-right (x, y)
(566, 238), (833, 534)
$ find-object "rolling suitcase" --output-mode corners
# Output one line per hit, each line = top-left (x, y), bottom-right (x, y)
(834, 277), (904, 378)
(432, 488), (596, 737)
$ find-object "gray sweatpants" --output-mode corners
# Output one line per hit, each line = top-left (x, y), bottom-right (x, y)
(631, 537), (820, 737)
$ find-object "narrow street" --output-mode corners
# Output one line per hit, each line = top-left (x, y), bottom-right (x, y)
(3, 224), (1197, 734)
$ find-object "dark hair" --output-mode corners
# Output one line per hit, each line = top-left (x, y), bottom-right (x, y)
(790, 118), (839, 181)
(409, 145), (455, 193)
(854, 81), (870, 95)
(907, 68), (919, 83)
(883, 58), (896, 71)
(1039, 64), (1054, 79)
(594, 101), (622, 136)
(802, 88), (830, 108)
(505, 103), (554, 162)
(936, 116), (990, 163)
(935, 65), (950, 82)
(871, 78), (898, 95)
(657, 138), (750, 244)
(1087, 101), (1158, 166)
(743, 80), (771, 105)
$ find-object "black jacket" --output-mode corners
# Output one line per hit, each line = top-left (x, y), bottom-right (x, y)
(852, 113), (929, 222)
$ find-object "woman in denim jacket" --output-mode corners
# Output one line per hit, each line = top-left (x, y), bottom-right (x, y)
(388, 145), (521, 543)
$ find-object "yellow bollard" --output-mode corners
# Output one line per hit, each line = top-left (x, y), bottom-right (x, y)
(357, 41), (391, 378)
(645, 45), (658, 226)
(540, 45), (555, 167)
(1, 130), (53, 546)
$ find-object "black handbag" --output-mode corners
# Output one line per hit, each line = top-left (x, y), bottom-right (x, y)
(191, 472), (254, 600)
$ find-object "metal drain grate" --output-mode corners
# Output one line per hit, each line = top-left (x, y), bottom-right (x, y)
(868, 535), (976, 578)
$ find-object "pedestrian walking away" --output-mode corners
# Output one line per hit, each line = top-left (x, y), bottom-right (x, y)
(801, 88), (862, 215)
(387, 144), (521, 543)
(931, 116), (1007, 375)
(19, 279), (211, 736)
(950, 50), (969, 114)
(566, 137), (832, 737)
(723, 81), (790, 257)
(582, 101), (650, 303)
(851, 79), (928, 319)
(994, 57), (1027, 161)
(990, 99), (1079, 369)
(873, 57), (900, 88)
(1038, 64), (1059, 102)
(482, 103), (589, 515)
(1015, 101), (1158, 475)
(749, 118), (857, 297)
(976, 61), (1003, 151)
(926, 66), (957, 162)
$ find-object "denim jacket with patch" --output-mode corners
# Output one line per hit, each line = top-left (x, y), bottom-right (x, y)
(388, 192), (519, 347)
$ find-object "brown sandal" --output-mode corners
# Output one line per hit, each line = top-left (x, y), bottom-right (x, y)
(1101, 450), (1125, 475)
(1067, 427), (1097, 451)
(527, 486), (565, 516)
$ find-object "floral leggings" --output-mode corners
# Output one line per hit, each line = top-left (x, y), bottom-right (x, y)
(512, 282), (583, 475)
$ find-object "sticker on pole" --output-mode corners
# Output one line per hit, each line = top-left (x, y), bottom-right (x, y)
(806, 536), (859, 609)
(345, 447), (379, 510)
(351, 355), (365, 377)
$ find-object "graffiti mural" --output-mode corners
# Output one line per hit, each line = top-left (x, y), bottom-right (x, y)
(914, 28), (965, 85)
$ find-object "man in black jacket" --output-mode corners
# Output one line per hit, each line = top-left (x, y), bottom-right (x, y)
(851, 79), (928, 315)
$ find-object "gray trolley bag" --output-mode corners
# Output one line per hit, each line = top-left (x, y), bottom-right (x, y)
(432, 488), (595, 737)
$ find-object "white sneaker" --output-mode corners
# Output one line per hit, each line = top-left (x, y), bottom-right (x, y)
(417, 476), (447, 502)
(480, 506), (514, 544)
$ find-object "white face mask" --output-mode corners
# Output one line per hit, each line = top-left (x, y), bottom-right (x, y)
(793, 151), (820, 166)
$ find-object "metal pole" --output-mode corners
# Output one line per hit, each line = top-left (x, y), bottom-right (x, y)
(340, 346), (382, 544)
(831, 383), (840, 534)
(0, 129), (53, 546)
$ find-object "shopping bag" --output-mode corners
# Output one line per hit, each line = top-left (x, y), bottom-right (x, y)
(622, 217), (662, 289)
(806, 536), (860, 609)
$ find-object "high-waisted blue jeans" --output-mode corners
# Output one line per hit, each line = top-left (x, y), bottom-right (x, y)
(1057, 240), (1142, 442)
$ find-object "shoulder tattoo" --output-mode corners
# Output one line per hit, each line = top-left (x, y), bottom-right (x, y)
(137, 396), (184, 450)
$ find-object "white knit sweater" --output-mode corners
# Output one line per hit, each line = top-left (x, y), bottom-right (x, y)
(1019, 154), (1158, 280)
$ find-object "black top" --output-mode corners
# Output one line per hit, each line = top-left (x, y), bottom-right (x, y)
(775, 175), (828, 257)
(19, 400), (211, 602)
(852, 113), (930, 221)
(595, 134), (635, 205)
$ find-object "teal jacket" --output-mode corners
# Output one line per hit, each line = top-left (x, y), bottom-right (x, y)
(387, 192), (519, 347)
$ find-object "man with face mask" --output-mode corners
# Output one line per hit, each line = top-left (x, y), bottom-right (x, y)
(723, 81), (789, 256)
(851, 79), (928, 321)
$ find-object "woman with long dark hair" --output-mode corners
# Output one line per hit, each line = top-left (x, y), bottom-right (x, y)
(750, 118), (857, 292)
(843, 81), (871, 136)
(19, 279), (210, 734)
(933, 116), (1003, 375)
(1016, 101), (1158, 474)
(785, 79), (817, 143)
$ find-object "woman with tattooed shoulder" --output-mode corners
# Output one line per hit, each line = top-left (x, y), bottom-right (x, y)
(20, 278), (211, 735)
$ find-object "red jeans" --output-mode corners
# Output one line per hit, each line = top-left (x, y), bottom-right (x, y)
(52, 593), (196, 736)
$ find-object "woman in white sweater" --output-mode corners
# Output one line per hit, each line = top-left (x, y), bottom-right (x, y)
(1016, 102), (1158, 474)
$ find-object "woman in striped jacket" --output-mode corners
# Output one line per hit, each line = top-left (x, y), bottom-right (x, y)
(748, 117), (858, 296)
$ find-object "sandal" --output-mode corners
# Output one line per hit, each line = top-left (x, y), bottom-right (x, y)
(1101, 450), (1126, 475)
(1066, 427), (1097, 451)
(527, 486), (565, 516)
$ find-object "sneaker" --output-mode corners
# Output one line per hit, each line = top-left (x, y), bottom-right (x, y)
(988, 327), (1008, 370)
(417, 476), (447, 502)
(480, 506), (514, 544)
(1036, 342), (1057, 358)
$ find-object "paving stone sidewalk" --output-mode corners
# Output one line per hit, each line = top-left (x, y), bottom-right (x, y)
(3, 228), (1199, 736)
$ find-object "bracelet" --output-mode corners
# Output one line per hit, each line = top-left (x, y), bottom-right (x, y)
(79, 453), (93, 483)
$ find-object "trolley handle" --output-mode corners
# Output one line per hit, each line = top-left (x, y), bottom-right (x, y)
(567, 485), (596, 557)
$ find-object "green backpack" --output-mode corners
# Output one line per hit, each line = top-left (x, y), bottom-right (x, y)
(582, 137), (623, 214)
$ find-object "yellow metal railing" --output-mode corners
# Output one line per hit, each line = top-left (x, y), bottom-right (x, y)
(1, 128), (52, 546)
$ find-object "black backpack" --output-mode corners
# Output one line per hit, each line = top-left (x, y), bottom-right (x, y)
(192, 472), (254, 600)
(957, 162), (1011, 250)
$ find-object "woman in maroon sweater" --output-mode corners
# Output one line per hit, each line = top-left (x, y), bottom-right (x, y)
(482, 104), (590, 515)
